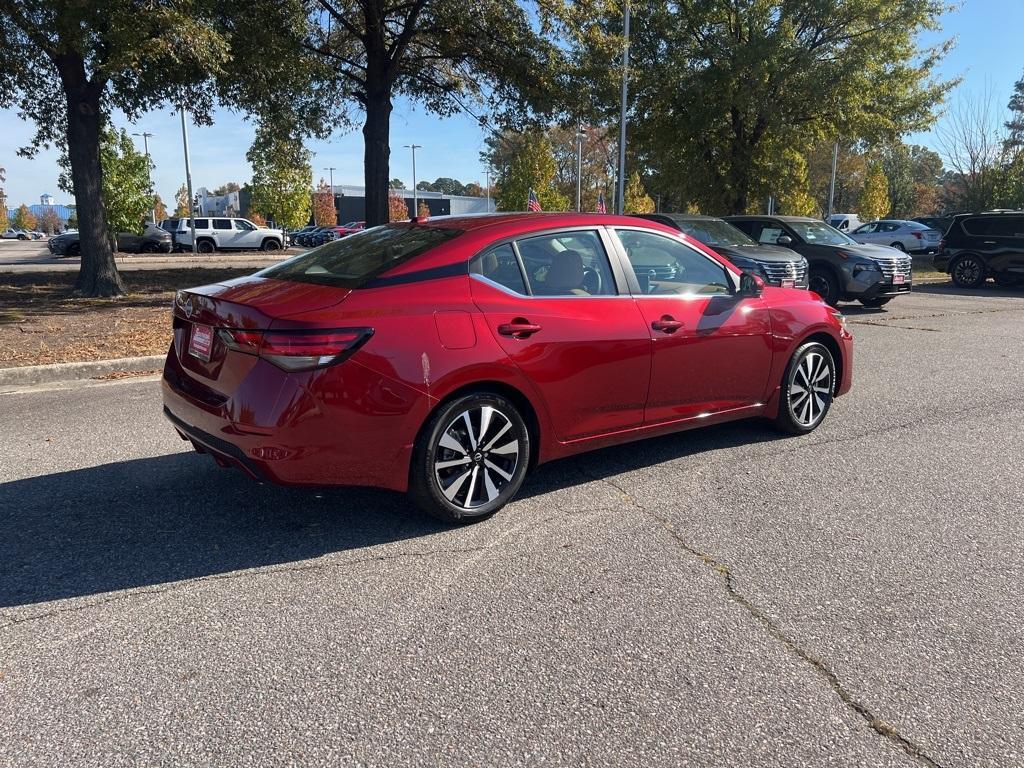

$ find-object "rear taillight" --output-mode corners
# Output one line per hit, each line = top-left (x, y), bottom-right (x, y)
(913, 231), (923, 240)
(939, 239), (946, 251)
(216, 327), (373, 371)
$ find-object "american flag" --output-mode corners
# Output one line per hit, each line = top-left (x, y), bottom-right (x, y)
(527, 189), (541, 212)
(596, 191), (607, 214)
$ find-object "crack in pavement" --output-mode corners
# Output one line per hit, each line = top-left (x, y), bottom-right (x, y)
(0, 545), (490, 632)
(581, 470), (946, 768)
(849, 320), (942, 332)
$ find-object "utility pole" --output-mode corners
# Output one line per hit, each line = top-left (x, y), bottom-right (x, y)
(615, 0), (631, 215)
(576, 125), (585, 212)
(324, 166), (337, 223)
(179, 109), (197, 254)
(485, 168), (493, 213)
(405, 144), (422, 218)
(133, 132), (155, 223)
(827, 140), (839, 220)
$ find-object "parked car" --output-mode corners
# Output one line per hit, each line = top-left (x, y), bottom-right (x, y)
(29, 230), (47, 240)
(851, 219), (941, 253)
(48, 223), (173, 256)
(337, 220), (366, 236)
(726, 215), (913, 307)
(289, 225), (319, 245)
(163, 213), (853, 523)
(295, 227), (330, 247)
(827, 214), (864, 233)
(168, 217), (286, 252)
(636, 213), (808, 288)
(2, 228), (32, 240)
(933, 212), (1024, 288)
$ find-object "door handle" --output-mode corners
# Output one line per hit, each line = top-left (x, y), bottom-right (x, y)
(651, 315), (684, 334)
(498, 319), (543, 338)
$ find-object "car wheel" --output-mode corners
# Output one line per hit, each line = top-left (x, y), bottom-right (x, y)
(141, 242), (159, 253)
(18, 235), (28, 241)
(950, 255), (986, 289)
(66, 242), (80, 257)
(261, 238), (282, 251)
(197, 239), (216, 254)
(808, 268), (840, 307)
(889, 242), (906, 252)
(774, 342), (836, 435)
(409, 392), (531, 524)
(859, 297), (892, 308)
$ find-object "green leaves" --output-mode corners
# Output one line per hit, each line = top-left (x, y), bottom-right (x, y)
(495, 133), (570, 212)
(247, 124), (312, 231)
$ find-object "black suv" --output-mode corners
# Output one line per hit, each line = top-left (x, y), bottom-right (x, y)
(934, 212), (1024, 288)
(637, 214), (809, 288)
(726, 215), (912, 307)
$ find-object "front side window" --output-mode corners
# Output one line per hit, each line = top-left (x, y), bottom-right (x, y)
(616, 229), (732, 296)
(854, 223), (877, 234)
(990, 217), (1024, 237)
(787, 221), (857, 245)
(235, 220), (256, 231)
(514, 231), (616, 296)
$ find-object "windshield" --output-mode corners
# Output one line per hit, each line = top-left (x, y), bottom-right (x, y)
(256, 224), (462, 287)
(676, 218), (755, 247)
(788, 221), (857, 246)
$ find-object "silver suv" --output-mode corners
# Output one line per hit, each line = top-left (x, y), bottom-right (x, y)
(166, 217), (287, 253)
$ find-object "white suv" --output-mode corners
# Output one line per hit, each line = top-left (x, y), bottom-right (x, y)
(168, 217), (287, 253)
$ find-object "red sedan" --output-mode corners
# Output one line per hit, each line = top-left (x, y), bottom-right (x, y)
(163, 213), (853, 523)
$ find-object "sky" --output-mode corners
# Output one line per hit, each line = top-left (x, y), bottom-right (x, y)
(2, 0), (1022, 210)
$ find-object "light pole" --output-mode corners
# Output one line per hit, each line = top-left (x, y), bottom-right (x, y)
(179, 108), (197, 254)
(615, 0), (631, 215)
(323, 166), (337, 223)
(404, 144), (422, 217)
(827, 140), (839, 220)
(133, 131), (155, 223)
(485, 168), (494, 212)
(575, 125), (585, 212)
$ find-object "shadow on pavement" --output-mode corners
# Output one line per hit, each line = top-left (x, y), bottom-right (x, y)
(0, 420), (786, 609)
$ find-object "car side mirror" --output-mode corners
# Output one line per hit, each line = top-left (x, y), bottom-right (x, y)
(776, 235), (793, 245)
(738, 271), (764, 297)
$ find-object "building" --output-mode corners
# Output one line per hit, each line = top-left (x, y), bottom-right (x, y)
(6, 194), (76, 229)
(331, 185), (490, 223)
(195, 187), (241, 217)
(40, 193), (56, 206)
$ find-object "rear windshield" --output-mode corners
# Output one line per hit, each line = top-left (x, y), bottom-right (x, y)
(676, 218), (755, 247)
(257, 224), (462, 287)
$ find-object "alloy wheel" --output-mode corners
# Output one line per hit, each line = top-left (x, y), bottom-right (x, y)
(953, 257), (982, 288)
(788, 351), (833, 428)
(433, 404), (520, 512)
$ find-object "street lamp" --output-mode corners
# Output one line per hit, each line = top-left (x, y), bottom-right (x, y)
(133, 131), (155, 223)
(404, 144), (422, 218)
(323, 166), (337, 223)
(485, 167), (495, 213)
(575, 125), (585, 212)
(615, 0), (631, 215)
(178, 108), (197, 254)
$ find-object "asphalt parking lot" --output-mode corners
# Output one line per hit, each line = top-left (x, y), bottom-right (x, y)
(1, 285), (1022, 767)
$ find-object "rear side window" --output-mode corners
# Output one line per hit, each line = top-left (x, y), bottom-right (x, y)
(471, 244), (528, 294)
(990, 217), (1024, 237)
(962, 218), (994, 236)
(257, 224), (462, 288)
(213, 219), (232, 230)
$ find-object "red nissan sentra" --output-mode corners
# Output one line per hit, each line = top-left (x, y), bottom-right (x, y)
(163, 213), (852, 523)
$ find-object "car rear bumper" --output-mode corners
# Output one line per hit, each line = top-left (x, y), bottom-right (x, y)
(161, 344), (430, 493)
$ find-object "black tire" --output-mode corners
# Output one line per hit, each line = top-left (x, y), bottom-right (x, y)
(808, 267), (841, 307)
(889, 242), (906, 252)
(18, 234), (28, 241)
(950, 254), (986, 289)
(409, 392), (531, 524)
(859, 297), (892, 308)
(66, 242), (80, 257)
(261, 238), (282, 251)
(141, 241), (159, 253)
(774, 341), (836, 435)
(196, 239), (216, 254)
(993, 273), (1021, 288)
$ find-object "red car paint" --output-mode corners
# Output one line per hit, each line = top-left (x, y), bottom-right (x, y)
(163, 213), (853, 493)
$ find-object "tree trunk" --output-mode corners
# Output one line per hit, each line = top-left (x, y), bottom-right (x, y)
(362, 85), (393, 227)
(59, 57), (123, 297)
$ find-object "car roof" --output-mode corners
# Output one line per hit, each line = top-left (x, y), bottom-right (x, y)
(409, 212), (676, 232)
(725, 215), (819, 222)
(636, 213), (725, 224)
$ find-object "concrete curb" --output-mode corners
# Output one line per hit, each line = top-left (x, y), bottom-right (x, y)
(0, 355), (165, 387)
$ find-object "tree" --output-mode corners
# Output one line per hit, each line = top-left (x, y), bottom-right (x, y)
(12, 204), (36, 231)
(248, 210), (267, 226)
(212, 182), (241, 196)
(388, 188), (410, 221)
(1004, 70), (1024, 155)
(66, 211), (78, 229)
(38, 208), (63, 234)
(496, 133), (570, 212)
(771, 149), (819, 216)
(623, 171), (655, 214)
(463, 182), (485, 197)
(859, 163), (891, 220)
(303, 0), (562, 227)
(154, 194), (169, 222)
(416, 181), (437, 192)
(389, 178), (406, 189)
(247, 124), (312, 230)
(430, 177), (467, 196)
(808, 141), (868, 216)
(936, 92), (1006, 212)
(312, 178), (338, 225)
(84, 127), (152, 235)
(173, 185), (190, 218)
(0, 168), (7, 230)
(0, 208), (7, 232)
(417, 200), (430, 218)
(556, 0), (951, 214)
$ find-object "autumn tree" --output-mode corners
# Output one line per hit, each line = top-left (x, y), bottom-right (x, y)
(303, 0), (563, 226)
(38, 208), (63, 234)
(623, 171), (655, 214)
(388, 188), (410, 221)
(554, 0), (950, 214)
(247, 124), (312, 230)
(173, 185), (190, 218)
(313, 178), (338, 225)
(859, 163), (891, 220)
(495, 133), (570, 212)
(154, 195), (169, 222)
(417, 200), (430, 218)
(12, 204), (37, 231)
